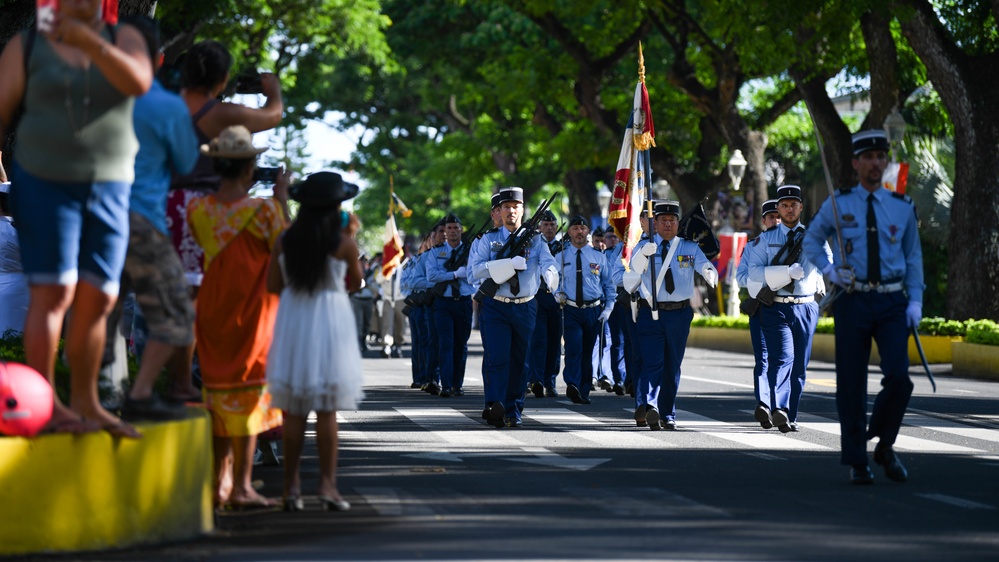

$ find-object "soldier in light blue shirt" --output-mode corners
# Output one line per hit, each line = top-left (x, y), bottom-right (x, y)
(611, 210), (652, 421)
(556, 216), (616, 404)
(803, 129), (924, 485)
(736, 199), (779, 417)
(600, 235), (628, 395)
(623, 201), (718, 430)
(744, 186), (831, 433)
(527, 210), (563, 398)
(468, 187), (559, 428)
(425, 213), (476, 397)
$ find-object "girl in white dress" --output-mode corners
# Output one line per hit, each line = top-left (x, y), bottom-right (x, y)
(266, 171), (364, 512)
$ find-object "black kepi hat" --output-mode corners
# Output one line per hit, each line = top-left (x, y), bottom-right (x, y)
(539, 210), (557, 222)
(289, 171), (359, 207)
(852, 129), (890, 156)
(443, 213), (461, 225)
(761, 199), (778, 217)
(491, 192), (502, 209)
(654, 200), (681, 218)
(592, 226), (605, 236)
(775, 185), (802, 203)
(495, 187), (524, 205)
(568, 215), (587, 228)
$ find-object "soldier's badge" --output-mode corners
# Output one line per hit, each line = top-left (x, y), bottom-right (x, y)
(752, 237), (760, 247)
(677, 255), (694, 267)
(889, 225), (898, 243)
(843, 214), (854, 222)
(589, 263), (600, 275)
(490, 241), (504, 251)
(845, 240), (853, 254)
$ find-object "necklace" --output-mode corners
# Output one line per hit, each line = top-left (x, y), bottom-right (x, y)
(63, 62), (91, 139)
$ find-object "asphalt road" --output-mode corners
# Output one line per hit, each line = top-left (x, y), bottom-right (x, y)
(61, 331), (999, 561)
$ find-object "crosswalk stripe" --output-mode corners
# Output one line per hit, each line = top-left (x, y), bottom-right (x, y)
(903, 413), (999, 446)
(675, 409), (830, 451)
(795, 412), (985, 454)
(525, 408), (678, 449)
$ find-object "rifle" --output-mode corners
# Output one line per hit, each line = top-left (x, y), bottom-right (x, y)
(750, 229), (805, 311)
(474, 194), (559, 302)
(429, 221), (490, 297)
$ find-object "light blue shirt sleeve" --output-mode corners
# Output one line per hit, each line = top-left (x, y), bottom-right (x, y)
(425, 242), (475, 297)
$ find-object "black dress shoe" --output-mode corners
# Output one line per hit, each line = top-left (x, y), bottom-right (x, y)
(634, 406), (648, 427)
(454, 387), (465, 396)
(531, 382), (545, 398)
(439, 388), (451, 398)
(426, 382), (441, 396)
(613, 383), (624, 396)
(544, 387), (559, 398)
(598, 378), (613, 392)
(662, 419), (678, 431)
(754, 404), (773, 429)
(504, 416), (523, 428)
(566, 384), (583, 404)
(410, 382), (422, 389)
(850, 464), (875, 485)
(487, 402), (505, 428)
(771, 408), (789, 427)
(785, 422), (799, 432)
(873, 442), (908, 483)
(625, 383), (635, 398)
(581, 397), (592, 404)
(646, 408), (661, 431)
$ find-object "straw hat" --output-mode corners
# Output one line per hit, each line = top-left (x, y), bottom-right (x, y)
(201, 125), (268, 158)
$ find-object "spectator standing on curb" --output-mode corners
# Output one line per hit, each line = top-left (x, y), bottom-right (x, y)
(0, 1), (152, 436)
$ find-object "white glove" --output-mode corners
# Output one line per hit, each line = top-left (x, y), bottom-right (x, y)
(823, 263), (852, 289)
(598, 308), (612, 323)
(906, 301), (922, 329)
(640, 243), (658, 257)
(555, 291), (568, 306)
(622, 271), (642, 293)
(542, 268), (559, 293)
(453, 266), (467, 279)
(511, 255), (527, 270)
(486, 258), (516, 284)
(701, 264), (718, 288)
(788, 263), (804, 280)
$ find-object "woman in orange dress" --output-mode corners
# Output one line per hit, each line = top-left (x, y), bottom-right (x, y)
(187, 125), (290, 508)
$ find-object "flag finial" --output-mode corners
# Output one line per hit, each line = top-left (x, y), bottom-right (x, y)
(638, 41), (645, 84)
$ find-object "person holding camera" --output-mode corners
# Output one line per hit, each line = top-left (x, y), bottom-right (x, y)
(167, 39), (283, 291)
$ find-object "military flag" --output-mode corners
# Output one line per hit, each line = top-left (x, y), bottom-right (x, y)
(609, 44), (655, 264)
(382, 181), (406, 278)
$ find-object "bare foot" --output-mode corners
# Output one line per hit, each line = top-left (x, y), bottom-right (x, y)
(228, 489), (275, 510)
(40, 404), (100, 434)
(77, 406), (142, 439)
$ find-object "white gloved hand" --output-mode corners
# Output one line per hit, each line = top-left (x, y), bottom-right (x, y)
(511, 255), (527, 270)
(788, 263), (804, 280)
(640, 242), (658, 257)
(554, 291), (568, 306)
(622, 270), (643, 293)
(701, 264), (718, 288)
(453, 266), (467, 279)
(542, 268), (559, 293)
(823, 263), (851, 288)
(598, 308), (612, 323)
(906, 301), (922, 329)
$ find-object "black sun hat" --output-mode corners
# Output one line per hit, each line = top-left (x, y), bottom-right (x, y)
(289, 171), (359, 208)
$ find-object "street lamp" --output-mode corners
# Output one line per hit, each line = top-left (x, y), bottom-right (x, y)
(597, 183), (612, 227)
(727, 149), (747, 191)
(883, 107), (907, 163)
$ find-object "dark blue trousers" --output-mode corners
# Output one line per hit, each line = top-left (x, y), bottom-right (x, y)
(529, 290), (561, 391)
(409, 305), (428, 384)
(759, 301), (818, 421)
(481, 298), (537, 419)
(749, 313), (767, 403)
(423, 302), (440, 385)
(607, 298), (629, 385)
(833, 291), (913, 466)
(433, 297), (473, 390)
(562, 306), (600, 399)
(622, 300), (644, 402)
(636, 305), (693, 420)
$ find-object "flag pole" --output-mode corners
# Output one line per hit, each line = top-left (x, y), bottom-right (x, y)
(639, 42), (659, 316)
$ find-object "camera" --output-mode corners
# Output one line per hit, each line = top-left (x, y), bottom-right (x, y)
(253, 167), (280, 183)
(233, 69), (264, 95)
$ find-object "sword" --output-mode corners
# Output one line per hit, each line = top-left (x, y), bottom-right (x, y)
(910, 326), (937, 393)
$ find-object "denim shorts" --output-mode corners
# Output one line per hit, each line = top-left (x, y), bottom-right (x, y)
(9, 163), (130, 295)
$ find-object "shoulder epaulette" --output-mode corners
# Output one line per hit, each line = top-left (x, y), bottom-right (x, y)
(837, 187), (854, 195)
(890, 191), (913, 204)
(487, 227), (500, 233)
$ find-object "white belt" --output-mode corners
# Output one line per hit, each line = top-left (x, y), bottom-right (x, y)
(565, 299), (602, 309)
(853, 282), (904, 293)
(492, 294), (535, 305)
(772, 295), (815, 304)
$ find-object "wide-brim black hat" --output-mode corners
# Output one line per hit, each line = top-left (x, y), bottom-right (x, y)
(289, 171), (359, 207)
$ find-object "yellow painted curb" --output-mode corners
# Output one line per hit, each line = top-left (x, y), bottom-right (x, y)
(0, 409), (213, 556)
(952, 342), (999, 380)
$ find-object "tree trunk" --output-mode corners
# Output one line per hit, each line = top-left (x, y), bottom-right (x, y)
(860, 9), (900, 128)
(794, 73), (855, 189)
(564, 168), (603, 222)
(897, 0), (999, 320)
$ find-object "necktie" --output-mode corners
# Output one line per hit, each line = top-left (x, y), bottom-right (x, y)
(509, 252), (521, 296)
(575, 249), (584, 307)
(661, 240), (675, 294)
(867, 193), (881, 284)
(449, 246), (461, 296)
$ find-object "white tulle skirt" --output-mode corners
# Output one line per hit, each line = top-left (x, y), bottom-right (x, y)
(266, 286), (365, 416)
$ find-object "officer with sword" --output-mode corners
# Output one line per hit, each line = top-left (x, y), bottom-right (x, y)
(803, 129), (925, 485)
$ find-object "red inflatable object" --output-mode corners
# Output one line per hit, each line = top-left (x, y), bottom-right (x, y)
(0, 362), (54, 437)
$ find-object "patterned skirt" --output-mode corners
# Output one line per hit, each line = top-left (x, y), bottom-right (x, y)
(203, 385), (283, 438)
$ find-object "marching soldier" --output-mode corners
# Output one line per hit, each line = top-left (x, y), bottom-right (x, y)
(528, 209), (563, 398)
(744, 186), (830, 432)
(426, 213), (475, 397)
(736, 199), (779, 410)
(407, 231), (440, 394)
(624, 201), (718, 430)
(591, 226), (606, 251)
(613, 208), (653, 407)
(469, 187), (558, 428)
(556, 216), (616, 404)
(399, 242), (422, 388)
(476, 193), (503, 421)
(601, 227), (628, 395)
(803, 129), (924, 485)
